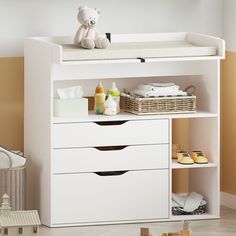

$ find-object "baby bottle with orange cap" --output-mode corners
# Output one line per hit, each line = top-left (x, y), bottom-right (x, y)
(94, 82), (106, 114)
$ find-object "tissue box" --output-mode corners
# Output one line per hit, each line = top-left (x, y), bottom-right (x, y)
(53, 98), (88, 117)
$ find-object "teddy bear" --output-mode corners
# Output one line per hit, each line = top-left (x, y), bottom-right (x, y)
(74, 6), (110, 49)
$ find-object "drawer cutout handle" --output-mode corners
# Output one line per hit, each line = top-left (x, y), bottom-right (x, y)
(94, 121), (127, 126)
(94, 146), (128, 151)
(94, 171), (128, 176)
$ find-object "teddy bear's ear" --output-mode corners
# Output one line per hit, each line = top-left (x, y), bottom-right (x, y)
(95, 8), (102, 15)
(79, 6), (87, 12)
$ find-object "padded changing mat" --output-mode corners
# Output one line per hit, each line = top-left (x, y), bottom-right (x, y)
(62, 41), (217, 61)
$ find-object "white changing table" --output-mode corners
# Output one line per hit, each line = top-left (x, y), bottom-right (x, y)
(24, 32), (225, 227)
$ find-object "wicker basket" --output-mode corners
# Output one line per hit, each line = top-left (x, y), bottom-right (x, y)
(172, 203), (207, 215)
(0, 150), (26, 210)
(122, 94), (196, 115)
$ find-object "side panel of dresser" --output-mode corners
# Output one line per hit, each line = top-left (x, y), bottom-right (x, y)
(24, 39), (58, 226)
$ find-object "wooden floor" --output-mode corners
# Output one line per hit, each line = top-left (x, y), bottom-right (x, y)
(39, 207), (236, 236)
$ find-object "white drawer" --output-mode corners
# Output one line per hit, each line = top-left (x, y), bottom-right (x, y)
(52, 169), (169, 224)
(53, 144), (169, 173)
(53, 119), (169, 148)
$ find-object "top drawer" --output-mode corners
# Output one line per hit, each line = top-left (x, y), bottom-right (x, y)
(53, 119), (169, 148)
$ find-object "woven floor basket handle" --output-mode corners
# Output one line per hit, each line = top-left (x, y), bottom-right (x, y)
(0, 150), (13, 169)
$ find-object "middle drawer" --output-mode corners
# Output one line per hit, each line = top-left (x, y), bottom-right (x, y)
(53, 144), (169, 174)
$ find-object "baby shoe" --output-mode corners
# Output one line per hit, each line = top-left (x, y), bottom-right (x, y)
(172, 144), (182, 159)
(191, 151), (208, 164)
(177, 151), (194, 165)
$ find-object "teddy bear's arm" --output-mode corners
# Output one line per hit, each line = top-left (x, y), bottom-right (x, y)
(74, 25), (85, 44)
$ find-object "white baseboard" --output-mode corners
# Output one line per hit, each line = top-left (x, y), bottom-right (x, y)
(221, 192), (236, 210)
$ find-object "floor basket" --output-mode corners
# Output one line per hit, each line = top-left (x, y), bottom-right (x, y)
(122, 94), (196, 115)
(172, 203), (207, 215)
(0, 150), (26, 210)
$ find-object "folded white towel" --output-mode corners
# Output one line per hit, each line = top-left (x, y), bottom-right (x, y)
(184, 192), (203, 212)
(137, 85), (155, 91)
(138, 84), (180, 93)
(152, 86), (180, 93)
(172, 193), (186, 208)
(133, 89), (187, 97)
(132, 89), (150, 97)
(148, 82), (176, 87)
(0, 147), (26, 169)
(172, 192), (205, 213)
(172, 199), (206, 208)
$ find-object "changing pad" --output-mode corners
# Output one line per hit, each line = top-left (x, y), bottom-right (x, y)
(62, 41), (217, 61)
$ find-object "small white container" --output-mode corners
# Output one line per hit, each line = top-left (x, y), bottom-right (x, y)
(53, 98), (88, 117)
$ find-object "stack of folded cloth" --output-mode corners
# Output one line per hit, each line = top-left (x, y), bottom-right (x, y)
(132, 82), (187, 98)
(172, 192), (207, 215)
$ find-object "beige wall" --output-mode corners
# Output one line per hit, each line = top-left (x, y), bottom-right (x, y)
(0, 57), (24, 150)
(222, 51), (236, 195)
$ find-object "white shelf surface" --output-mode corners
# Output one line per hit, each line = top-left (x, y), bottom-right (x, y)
(53, 110), (218, 124)
(172, 160), (218, 169)
(171, 213), (219, 221)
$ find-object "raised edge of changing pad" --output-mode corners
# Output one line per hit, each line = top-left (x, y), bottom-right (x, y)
(62, 41), (217, 61)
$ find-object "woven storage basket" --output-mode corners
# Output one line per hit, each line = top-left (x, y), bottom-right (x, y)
(122, 94), (196, 115)
(172, 203), (206, 215)
(0, 150), (26, 210)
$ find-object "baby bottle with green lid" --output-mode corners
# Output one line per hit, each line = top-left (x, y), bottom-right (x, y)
(108, 82), (120, 113)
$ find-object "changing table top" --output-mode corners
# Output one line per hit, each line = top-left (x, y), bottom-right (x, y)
(62, 41), (217, 61)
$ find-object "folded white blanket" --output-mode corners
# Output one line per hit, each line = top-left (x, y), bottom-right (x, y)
(133, 89), (187, 97)
(184, 192), (203, 212)
(132, 83), (188, 97)
(0, 147), (26, 168)
(138, 84), (180, 93)
(148, 82), (176, 87)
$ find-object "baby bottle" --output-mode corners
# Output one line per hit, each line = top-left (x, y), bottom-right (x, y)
(94, 82), (106, 114)
(104, 94), (117, 116)
(108, 82), (120, 113)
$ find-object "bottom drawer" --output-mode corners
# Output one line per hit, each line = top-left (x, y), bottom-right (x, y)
(52, 169), (169, 225)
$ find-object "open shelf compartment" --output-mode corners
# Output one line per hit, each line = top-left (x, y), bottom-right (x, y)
(172, 117), (220, 169)
(52, 65), (220, 119)
(171, 168), (220, 220)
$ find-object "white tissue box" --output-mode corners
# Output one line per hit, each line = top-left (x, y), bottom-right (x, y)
(53, 98), (88, 117)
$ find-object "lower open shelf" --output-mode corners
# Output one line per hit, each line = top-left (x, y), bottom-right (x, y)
(172, 160), (218, 169)
(172, 168), (220, 222)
